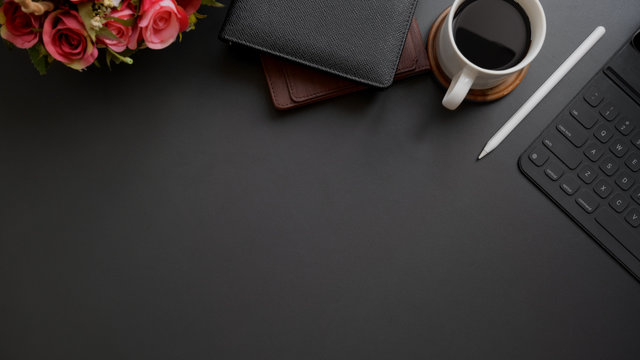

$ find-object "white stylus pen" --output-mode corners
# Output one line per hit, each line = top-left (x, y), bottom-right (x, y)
(478, 26), (607, 160)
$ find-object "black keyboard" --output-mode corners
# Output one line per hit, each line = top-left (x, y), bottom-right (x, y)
(519, 29), (640, 281)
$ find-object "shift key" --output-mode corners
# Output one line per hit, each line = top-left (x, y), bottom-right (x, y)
(543, 132), (582, 169)
(557, 116), (588, 147)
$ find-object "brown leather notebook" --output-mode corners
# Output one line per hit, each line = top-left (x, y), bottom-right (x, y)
(261, 18), (430, 110)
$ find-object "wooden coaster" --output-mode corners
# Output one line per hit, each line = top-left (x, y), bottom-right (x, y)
(426, 7), (529, 102)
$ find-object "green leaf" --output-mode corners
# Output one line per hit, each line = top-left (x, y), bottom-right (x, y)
(105, 16), (135, 27)
(0, 0), (4, 9)
(96, 27), (119, 41)
(105, 50), (112, 70)
(3, 39), (14, 51)
(188, 12), (208, 30)
(200, 0), (225, 7)
(78, 3), (97, 41)
(27, 43), (50, 75)
(117, 47), (137, 58)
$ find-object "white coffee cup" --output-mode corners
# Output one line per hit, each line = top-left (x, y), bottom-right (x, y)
(438, 0), (546, 110)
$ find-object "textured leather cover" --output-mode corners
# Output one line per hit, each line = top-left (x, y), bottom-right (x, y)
(219, 0), (419, 88)
(261, 19), (430, 110)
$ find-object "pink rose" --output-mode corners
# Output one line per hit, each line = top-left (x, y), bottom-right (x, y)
(139, 0), (189, 50)
(97, 0), (138, 52)
(0, 0), (42, 49)
(176, 0), (201, 16)
(43, 10), (98, 70)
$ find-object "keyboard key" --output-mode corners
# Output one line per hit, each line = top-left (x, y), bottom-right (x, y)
(584, 87), (604, 107)
(557, 117), (588, 147)
(616, 117), (635, 135)
(615, 171), (635, 191)
(545, 162), (564, 181)
(570, 102), (598, 129)
(625, 152), (640, 172)
(596, 209), (640, 255)
(627, 208), (640, 228)
(594, 123), (614, 143)
(633, 186), (640, 205)
(609, 194), (629, 213)
(599, 102), (618, 121)
(584, 142), (604, 162)
(593, 179), (613, 199)
(600, 156), (619, 176)
(560, 176), (581, 195)
(576, 190), (599, 214)
(632, 132), (640, 149)
(578, 164), (598, 184)
(609, 138), (629, 158)
(543, 132), (582, 170)
(529, 147), (549, 167)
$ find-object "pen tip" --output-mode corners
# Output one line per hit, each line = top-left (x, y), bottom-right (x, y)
(478, 150), (488, 160)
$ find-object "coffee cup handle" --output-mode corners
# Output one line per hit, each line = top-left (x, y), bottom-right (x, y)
(442, 67), (476, 110)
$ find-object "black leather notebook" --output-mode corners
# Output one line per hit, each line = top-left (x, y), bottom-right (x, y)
(218, 0), (419, 88)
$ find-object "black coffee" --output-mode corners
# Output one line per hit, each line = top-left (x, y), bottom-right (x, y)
(453, 0), (531, 70)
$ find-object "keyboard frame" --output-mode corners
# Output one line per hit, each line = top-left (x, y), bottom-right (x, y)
(519, 33), (640, 282)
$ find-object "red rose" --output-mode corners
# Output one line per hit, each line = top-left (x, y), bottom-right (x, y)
(42, 10), (98, 70)
(138, 0), (189, 50)
(0, 0), (42, 49)
(97, 0), (138, 52)
(176, 0), (201, 16)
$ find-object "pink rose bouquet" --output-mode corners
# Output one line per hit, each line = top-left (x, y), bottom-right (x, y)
(0, 0), (222, 73)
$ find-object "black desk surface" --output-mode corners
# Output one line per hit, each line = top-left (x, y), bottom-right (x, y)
(1, 1), (639, 359)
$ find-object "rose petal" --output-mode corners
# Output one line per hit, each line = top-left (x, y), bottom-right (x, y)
(43, 10), (97, 70)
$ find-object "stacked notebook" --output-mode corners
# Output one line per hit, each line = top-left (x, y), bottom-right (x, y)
(219, 0), (429, 110)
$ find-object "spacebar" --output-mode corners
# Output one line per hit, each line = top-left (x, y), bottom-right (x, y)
(595, 209), (640, 259)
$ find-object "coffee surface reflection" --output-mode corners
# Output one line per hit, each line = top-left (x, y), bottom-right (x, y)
(453, 0), (531, 70)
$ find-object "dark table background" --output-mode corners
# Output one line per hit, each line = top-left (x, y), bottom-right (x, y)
(2, 1), (639, 359)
